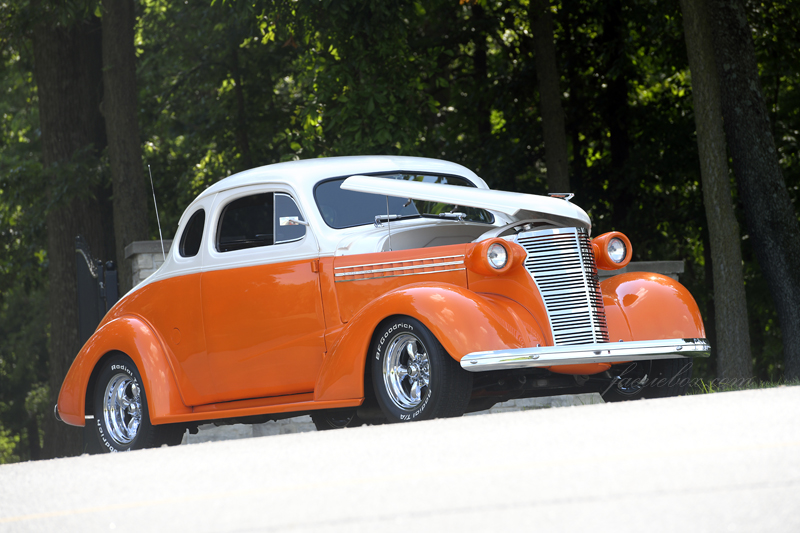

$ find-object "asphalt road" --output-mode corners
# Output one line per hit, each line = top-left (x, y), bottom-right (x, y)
(2, 386), (799, 533)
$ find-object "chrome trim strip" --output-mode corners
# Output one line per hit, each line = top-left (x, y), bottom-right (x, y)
(335, 266), (466, 283)
(460, 338), (710, 372)
(334, 259), (465, 277)
(334, 255), (465, 271)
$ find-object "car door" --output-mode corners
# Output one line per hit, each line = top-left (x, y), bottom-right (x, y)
(200, 187), (326, 403)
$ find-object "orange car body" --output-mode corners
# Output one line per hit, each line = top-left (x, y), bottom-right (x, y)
(57, 156), (708, 427)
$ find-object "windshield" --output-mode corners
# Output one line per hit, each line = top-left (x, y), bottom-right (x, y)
(314, 173), (494, 229)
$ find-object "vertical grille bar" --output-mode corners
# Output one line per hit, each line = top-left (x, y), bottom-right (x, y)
(516, 227), (609, 345)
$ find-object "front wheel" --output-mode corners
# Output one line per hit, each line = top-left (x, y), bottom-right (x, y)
(370, 317), (473, 423)
(92, 354), (184, 452)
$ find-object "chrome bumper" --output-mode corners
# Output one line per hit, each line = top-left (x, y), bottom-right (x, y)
(460, 338), (710, 372)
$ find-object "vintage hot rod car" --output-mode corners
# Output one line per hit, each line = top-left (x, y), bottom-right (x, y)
(56, 156), (709, 451)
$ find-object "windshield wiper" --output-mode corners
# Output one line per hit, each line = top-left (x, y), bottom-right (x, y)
(374, 214), (422, 227)
(373, 212), (468, 227)
(421, 212), (467, 221)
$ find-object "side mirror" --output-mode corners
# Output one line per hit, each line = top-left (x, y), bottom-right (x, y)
(280, 216), (309, 227)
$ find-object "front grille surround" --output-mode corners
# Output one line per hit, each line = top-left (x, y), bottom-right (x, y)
(515, 227), (609, 345)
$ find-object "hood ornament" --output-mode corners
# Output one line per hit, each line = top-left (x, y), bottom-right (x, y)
(548, 193), (575, 203)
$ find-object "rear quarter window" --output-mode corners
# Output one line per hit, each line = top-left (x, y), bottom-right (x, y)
(179, 209), (205, 258)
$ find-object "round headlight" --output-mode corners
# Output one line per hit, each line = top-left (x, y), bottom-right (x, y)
(487, 243), (508, 269)
(608, 237), (627, 263)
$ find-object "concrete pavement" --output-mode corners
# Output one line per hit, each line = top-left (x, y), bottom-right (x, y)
(1, 386), (798, 532)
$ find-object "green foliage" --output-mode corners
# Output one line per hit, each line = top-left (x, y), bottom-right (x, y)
(689, 378), (800, 395)
(24, 381), (49, 451)
(0, 38), (45, 294)
(276, 0), (449, 156)
(0, 423), (20, 464)
(0, 286), (49, 463)
(0, 0), (102, 40)
(136, 0), (302, 235)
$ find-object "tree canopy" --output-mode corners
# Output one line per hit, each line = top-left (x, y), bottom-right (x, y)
(1, 0), (799, 462)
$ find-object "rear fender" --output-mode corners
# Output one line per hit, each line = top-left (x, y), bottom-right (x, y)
(314, 283), (546, 401)
(601, 273), (706, 342)
(57, 316), (191, 426)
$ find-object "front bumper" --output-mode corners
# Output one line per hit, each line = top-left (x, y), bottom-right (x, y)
(460, 338), (710, 372)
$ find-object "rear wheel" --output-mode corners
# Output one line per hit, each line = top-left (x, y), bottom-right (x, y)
(602, 358), (693, 402)
(92, 354), (184, 452)
(370, 317), (473, 423)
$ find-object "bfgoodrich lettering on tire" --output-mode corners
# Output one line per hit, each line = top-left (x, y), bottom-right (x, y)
(92, 353), (184, 452)
(370, 317), (473, 423)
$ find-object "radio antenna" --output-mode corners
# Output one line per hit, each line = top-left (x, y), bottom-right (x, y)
(148, 165), (166, 261)
(385, 195), (393, 251)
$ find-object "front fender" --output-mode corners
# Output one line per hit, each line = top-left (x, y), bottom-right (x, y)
(57, 316), (191, 426)
(601, 273), (706, 342)
(314, 283), (546, 401)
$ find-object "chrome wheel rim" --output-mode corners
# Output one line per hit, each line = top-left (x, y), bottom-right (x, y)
(102, 373), (142, 445)
(382, 333), (431, 410)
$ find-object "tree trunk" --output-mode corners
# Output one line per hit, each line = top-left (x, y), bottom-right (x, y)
(530, 0), (569, 193)
(562, 10), (585, 193)
(709, 0), (800, 380)
(102, 0), (150, 295)
(680, 0), (752, 379)
(26, 416), (41, 462)
(33, 15), (111, 459)
(700, 224), (718, 375)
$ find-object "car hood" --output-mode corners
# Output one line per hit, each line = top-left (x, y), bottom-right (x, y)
(341, 175), (591, 229)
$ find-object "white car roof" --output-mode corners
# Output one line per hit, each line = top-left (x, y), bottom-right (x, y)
(130, 155), (592, 295)
(195, 155), (490, 201)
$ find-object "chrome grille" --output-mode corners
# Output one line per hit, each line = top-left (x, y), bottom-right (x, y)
(516, 227), (609, 345)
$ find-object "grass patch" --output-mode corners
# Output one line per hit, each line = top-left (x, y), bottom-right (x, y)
(689, 378), (800, 395)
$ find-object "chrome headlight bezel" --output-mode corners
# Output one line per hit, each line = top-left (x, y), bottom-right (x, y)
(607, 237), (627, 264)
(487, 243), (508, 269)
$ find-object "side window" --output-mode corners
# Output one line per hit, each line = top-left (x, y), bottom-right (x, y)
(179, 209), (205, 258)
(217, 193), (274, 252)
(275, 193), (306, 244)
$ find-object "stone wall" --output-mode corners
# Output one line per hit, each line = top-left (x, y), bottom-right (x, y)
(124, 239), (172, 288)
(599, 260), (684, 281)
